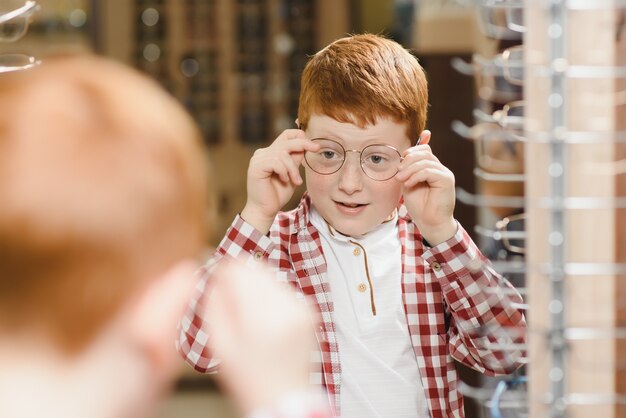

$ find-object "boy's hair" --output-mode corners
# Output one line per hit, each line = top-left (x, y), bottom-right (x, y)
(0, 55), (210, 353)
(297, 33), (428, 144)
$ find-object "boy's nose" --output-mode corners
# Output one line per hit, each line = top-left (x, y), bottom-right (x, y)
(338, 155), (363, 194)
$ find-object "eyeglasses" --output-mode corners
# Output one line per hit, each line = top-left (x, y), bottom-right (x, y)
(304, 138), (404, 181)
(0, 1), (39, 42)
(0, 2), (40, 74)
(479, 100), (524, 129)
(495, 212), (525, 254)
(0, 53), (40, 73)
(452, 120), (524, 174)
(452, 45), (524, 103)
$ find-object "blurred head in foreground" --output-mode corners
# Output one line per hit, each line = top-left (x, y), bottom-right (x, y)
(0, 54), (210, 418)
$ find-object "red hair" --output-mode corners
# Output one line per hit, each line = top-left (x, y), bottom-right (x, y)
(0, 55), (211, 353)
(298, 34), (429, 143)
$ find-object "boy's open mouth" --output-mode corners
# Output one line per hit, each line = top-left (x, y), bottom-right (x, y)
(336, 201), (366, 208)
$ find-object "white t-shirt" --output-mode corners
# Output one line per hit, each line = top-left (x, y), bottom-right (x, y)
(310, 208), (429, 418)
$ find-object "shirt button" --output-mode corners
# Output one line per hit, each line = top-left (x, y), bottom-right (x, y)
(357, 283), (367, 293)
(431, 261), (442, 271)
(353, 247), (361, 256)
(253, 251), (264, 260)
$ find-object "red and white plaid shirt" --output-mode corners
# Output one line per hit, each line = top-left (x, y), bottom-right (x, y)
(178, 194), (526, 418)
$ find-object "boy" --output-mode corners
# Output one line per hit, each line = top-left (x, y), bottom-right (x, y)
(179, 34), (526, 418)
(0, 54), (329, 418)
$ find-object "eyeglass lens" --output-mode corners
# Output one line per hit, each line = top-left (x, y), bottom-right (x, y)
(476, 133), (524, 173)
(305, 138), (402, 181)
(0, 2), (36, 43)
(0, 19), (27, 42)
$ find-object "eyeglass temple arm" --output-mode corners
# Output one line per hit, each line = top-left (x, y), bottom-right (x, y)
(0, 1), (38, 25)
(451, 57), (474, 76)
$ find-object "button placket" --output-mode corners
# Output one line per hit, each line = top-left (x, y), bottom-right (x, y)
(349, 240), (377, 315)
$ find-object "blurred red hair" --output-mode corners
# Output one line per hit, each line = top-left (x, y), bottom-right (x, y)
(0, 55), (211, 353)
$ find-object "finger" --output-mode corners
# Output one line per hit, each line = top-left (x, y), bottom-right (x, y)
(279, 137), (320, 153)
(253, 154), (299, 186)
(400, 150), (440, 169)
(397, 159), (452, 185)
(278, 128), (307, 140)
(396, 154), (446, 181)
(403, 167), (453, 188)
(276, 159), (294, 184)
(417, 129), (431, 146)
(402, 143), (437, 160)
(279, 151), (304, 185)
(258, 156), (291, 183)
(302, 139), (321, 152)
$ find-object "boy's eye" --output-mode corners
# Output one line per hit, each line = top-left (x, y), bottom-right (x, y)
(321, 150), (339, 159)
(365, 154), (387, 164)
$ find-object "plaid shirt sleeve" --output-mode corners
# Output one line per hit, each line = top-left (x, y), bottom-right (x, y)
(177, 214), (282, 372)
(421, 222), (527, 376)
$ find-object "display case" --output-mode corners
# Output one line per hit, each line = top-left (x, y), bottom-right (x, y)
(99, 0), (350, 243)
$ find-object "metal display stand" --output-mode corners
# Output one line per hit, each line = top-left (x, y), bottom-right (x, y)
(527, 1), (626, 417)
(453, 0), (626, 417)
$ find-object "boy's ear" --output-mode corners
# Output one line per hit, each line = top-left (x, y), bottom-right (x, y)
(295, 118), (301, 129)
(418, 129), (431, 146)
(125, 260), (198, 370)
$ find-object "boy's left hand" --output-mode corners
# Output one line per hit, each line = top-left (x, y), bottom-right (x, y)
(395, 130), (458, 246)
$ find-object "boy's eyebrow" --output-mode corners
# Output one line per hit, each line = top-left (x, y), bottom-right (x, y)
(311, 136), (409, 152)
(311, 133), (345, 142)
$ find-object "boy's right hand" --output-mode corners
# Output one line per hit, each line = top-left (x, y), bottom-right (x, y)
(241, 129), (319, 234)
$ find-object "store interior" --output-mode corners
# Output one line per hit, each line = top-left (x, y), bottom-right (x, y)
(2, 1), (626, 417)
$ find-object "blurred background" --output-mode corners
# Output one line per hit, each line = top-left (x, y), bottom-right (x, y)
(6, 0), (626, 418)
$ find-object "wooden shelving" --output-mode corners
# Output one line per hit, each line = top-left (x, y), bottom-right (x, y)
(99, 0), (350, 242)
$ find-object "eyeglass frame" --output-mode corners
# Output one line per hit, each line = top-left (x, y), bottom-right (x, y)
(451, 46), (524, 104)
(0, 53), (40, 73)
(495, 212), (525, 254)
(304, 137), (418, 182)
(0, 1), (39, 44)
(453, 121), (524, 175)
(0, 1), (38, 25)
(474, 99), (525, 132)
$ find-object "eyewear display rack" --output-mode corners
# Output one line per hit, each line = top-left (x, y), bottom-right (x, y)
(450, 0), (626, 417)
(99, 0), (350, 242)
(526, 1), (626, 417)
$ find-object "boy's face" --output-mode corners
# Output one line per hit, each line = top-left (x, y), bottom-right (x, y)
(304, 114), (411, 237)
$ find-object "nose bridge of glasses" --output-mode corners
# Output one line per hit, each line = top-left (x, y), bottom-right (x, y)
(335, 148), (362, 166)
(344, 148), (362, 157)
(341, 149), (366, 173)
(337, 150), (365, 188)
